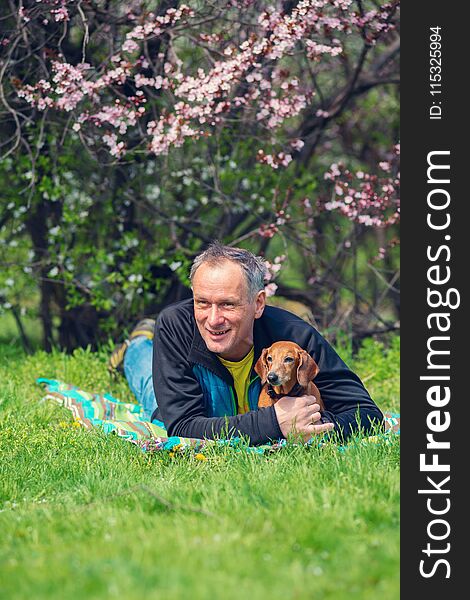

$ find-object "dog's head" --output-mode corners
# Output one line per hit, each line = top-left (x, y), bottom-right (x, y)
(254, 341), (319, 390)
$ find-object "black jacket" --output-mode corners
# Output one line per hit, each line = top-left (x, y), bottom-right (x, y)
(152, 298), (383, 445)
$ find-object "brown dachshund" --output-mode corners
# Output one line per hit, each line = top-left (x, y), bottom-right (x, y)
(254, 341), (325, 411)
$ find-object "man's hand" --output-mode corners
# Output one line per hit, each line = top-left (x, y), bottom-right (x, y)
(273, 395), (334, 442)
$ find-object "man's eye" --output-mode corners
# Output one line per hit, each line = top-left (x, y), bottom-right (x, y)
(284, 357), (294, 363)
(267, 356), (272, 363)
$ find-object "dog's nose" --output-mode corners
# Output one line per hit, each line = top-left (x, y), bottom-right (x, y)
(267, 372), (279, 384)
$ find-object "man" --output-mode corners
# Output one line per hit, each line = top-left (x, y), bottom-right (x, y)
(110, 241), (383, 445)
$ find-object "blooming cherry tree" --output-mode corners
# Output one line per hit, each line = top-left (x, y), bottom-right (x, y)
(10, 0), (398, 161)
(0, 0), (400, 349)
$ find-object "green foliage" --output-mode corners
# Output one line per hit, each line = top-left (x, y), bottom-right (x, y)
(0, 336), (399, 599)
(351, 336), (400, 413)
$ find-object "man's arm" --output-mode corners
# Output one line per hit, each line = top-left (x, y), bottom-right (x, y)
(152, 308), (283, 445)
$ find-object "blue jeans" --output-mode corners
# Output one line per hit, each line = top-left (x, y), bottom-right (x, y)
(123, 336), (157, 421)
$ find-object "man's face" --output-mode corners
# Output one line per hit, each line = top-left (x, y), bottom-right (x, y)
(192, 260), (266, 361)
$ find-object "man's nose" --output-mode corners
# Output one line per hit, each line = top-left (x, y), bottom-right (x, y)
(207, 304), (224, 325)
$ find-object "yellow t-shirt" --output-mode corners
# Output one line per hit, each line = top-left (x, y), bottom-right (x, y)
(217, 346), (254, 414)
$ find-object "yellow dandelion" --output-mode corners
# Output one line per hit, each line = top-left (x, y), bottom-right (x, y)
(195, 453), (208, 461)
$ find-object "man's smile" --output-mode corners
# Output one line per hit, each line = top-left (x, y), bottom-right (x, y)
(207, 328), (231, 338)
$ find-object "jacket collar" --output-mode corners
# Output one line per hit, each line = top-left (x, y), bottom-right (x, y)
(189, 322), (234, 385)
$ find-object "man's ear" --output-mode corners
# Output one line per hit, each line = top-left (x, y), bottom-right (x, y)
(254, 290), (266, 319)
(254, 348), (269, 384)
(297, 351), (320, 388)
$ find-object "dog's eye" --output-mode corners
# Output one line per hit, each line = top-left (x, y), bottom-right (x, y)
(284, 356), (294, 363)
(267, 355), (272, 362)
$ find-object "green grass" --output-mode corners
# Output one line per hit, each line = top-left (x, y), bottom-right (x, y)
(0, 337), (400, 600)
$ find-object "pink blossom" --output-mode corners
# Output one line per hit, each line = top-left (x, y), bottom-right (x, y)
(103, 133), (126, 157)
(265, 282), (278, 297)
(257, 150), (292, 170)
(122, 39), (140, 53)
(51, 7), (69, 22)
(14, 0), (398, 161)
(323, 150), (400, 227)
(19, 6), (30, 23)
(264, 253), (287, 295)
(379, 161), (391, 172)
(290, 139), (304, 151)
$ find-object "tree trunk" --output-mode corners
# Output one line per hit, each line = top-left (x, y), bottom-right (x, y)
(26, 198), (55, 351)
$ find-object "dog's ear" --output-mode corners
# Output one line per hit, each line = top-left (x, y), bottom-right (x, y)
(297, 351), (320, 388)
(254, 348), (269, 384)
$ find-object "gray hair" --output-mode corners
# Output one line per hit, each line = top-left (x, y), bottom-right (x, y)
(189, 240), (267, 300)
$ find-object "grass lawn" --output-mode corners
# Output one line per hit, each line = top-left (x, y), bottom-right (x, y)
(0, 337), (399, 600)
